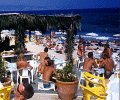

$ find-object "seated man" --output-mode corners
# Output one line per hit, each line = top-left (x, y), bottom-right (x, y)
(83, 52), (98, 71)
(38, 57), (57, 88)
(14, 82), (34, 100)
(98, 70), (112, 86)
(17, 54), (33, 75)
(99, 52), (114, 71)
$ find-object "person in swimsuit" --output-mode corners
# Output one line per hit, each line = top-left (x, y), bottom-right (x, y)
(38, 57), (57, 88)
(99, 52), (114, 71)
(83, 52), (98, 71)
(36, 47), (48, 73)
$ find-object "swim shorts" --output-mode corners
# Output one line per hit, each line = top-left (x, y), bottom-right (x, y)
(43, 83), (51, 88)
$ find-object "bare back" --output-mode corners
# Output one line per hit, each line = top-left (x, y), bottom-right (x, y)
(107, 48), (112, 58)
(17, 61), (33, 74)
(43, 66), (57, 84)
(99, 58), (114, 71)
(40, 52), (48, 62)
(17, 61), (29, 69)
(83, 58), (98, 71)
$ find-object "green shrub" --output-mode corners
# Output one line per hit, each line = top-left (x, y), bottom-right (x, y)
(56, 63), (75, 82)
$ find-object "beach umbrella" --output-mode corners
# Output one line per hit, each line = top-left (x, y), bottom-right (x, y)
(35, 31), (42, 35)
(113, 34), (120, 37)
(57, 40), (64, 44)
(55, 32), (62, 34)
(96, 37), (109, 40)
(86, 32), (98, 36)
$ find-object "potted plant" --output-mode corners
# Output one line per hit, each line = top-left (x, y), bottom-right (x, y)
(56, 29), (79, 100)
(56, 63), (78, 100)
(0, 54), (12, 86)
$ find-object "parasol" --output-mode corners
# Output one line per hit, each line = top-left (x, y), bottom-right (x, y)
(86, 32), (98, 36)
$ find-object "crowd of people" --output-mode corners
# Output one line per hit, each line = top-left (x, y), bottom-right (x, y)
(77, 36), (117, 86)
(0, 32), (119, 99)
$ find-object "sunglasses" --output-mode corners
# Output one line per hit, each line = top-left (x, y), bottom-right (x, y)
(17, 84), (24, 96)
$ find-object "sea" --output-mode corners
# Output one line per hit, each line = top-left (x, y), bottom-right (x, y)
(0, 8), (119, 42)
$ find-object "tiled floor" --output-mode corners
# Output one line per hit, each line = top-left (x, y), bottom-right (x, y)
(10, 64), (84, 100)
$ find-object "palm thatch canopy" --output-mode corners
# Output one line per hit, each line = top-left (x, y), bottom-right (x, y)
(0, 13), (82, 62)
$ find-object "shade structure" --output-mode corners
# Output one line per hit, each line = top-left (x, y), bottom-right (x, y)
(113, 34), (120, 37)
(86, 32), (98, 36)
(96, 37), (109, 40)
(35, 31), (42, 35)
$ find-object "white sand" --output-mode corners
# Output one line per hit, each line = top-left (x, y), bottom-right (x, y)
(25, 42), (78, 60)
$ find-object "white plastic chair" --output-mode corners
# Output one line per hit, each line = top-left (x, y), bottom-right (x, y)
(17, 67), (31, 86)
(28, 60), (38, 82)
(38, 78), (55, 91)
(75, 57), (84, 71)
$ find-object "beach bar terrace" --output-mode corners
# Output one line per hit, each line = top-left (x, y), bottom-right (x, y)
(0, 13), (119, 100)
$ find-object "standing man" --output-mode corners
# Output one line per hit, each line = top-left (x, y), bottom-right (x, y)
(83, 52), (98, 71)
(101, 44), (112, 58)
(36, 47), (48, 73)
(36, 47), (48, 62)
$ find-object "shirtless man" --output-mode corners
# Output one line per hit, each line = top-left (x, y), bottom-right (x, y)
(81, 42), (86, 53)
(17, 54), (33, 74)
(77, 45), (85, 61)
(101, 44), (112, 58)
(99, 52), (114, 71)
(83, 52), (98, 71)
(38, 57), (57, 88)
(36, 47), (48, 62)
(36, 47), (48, 73)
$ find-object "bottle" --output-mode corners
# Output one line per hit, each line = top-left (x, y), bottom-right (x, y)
(95, 59), (97, 64)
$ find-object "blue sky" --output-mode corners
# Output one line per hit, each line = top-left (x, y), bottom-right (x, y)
(0, 0), (119, 9)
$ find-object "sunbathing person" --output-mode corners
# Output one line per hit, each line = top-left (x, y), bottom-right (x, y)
(99, 52), (114, 71)
(55, 45), (63, 54)
(17, 54), (33, 75)
(48, 43), (54, 49)
(36, 39), (42, 45)
(38, 57), (57, 88)
(83, 52), (98, 71)
(14, 82), (34, 100)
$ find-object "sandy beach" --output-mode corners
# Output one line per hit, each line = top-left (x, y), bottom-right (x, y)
(25, 41), (78, 61)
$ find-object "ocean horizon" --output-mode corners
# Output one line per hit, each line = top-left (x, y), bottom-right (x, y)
(0, 8), (119, 42)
